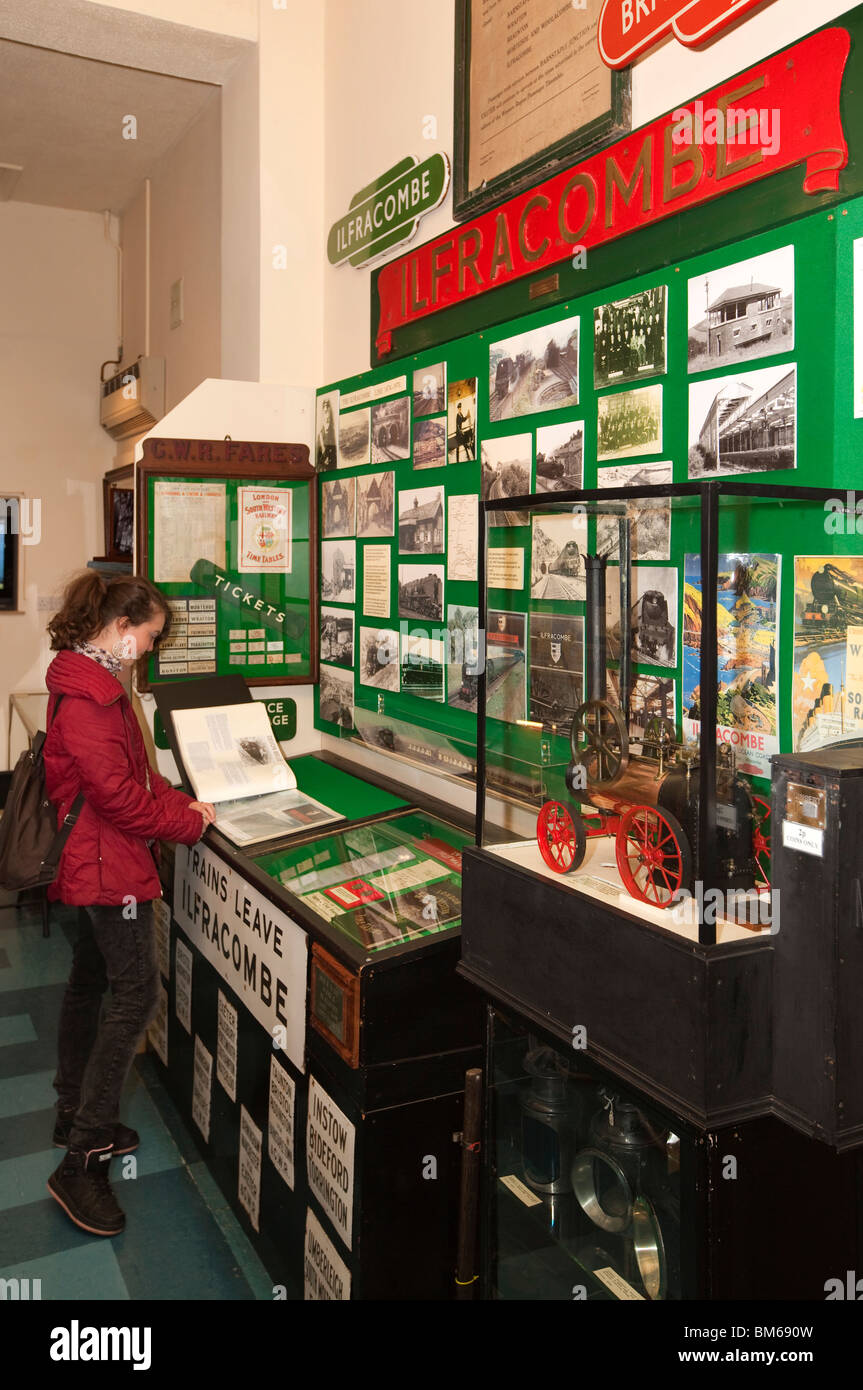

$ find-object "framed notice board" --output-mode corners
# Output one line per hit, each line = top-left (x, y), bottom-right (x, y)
(136, 438), (318, 688)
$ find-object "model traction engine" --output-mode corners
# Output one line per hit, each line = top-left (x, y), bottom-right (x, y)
(536, 517), (771, 909)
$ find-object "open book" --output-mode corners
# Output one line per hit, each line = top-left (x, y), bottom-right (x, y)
(170, 702), (340, 847)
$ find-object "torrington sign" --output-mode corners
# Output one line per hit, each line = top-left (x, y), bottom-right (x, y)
(374, 28), (849, 356)
(598, 0), (772, 69)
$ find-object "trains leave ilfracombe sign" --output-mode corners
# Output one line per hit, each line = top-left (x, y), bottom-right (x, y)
(598, 0), (772, 70)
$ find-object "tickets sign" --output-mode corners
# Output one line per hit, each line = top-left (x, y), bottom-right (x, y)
(598, 0), (771, 69)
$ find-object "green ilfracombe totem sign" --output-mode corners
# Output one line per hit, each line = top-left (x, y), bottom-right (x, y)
(328, 154), (450, 268)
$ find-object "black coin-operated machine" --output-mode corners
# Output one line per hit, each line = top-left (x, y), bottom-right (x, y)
(535, 517), (771, 909)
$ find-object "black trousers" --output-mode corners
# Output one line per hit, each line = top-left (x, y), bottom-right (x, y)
(53, 901), (160, 1152)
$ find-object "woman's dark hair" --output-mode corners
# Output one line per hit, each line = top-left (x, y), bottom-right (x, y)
(48, 571), (172, 652)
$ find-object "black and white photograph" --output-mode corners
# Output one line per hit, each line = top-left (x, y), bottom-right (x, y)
(398, 563), (444, 622)
(596, 384), (662, 461)
(398, 485), (445, 554)
(318, 663), (354, 729)
(321, 476), (356, 538)
(338, 407), (370, 467)
(413, 361), (447, 416)
(535, 421), (584, 492)
(358, 626), (400, 692)
(688, 364), (796, 478)
(489, 315), (579, 420)
(529, 613), (584, 733)
(320, 606), (354, 669)
(606, 565), (678, 669)
(530, 511), (588, 600)
(446, 605), (481, 712)
(594, 286), (667, 389)
(371, 396), (410, 463)
(486, 611), (527, 723)
(356, 471), (394, 537)
(688, 245), (794, 374)
(481, 434), (531, 526)
(448, 377), (477, 462)
(413, 417), (447, 471)
(320, 540), (356, 604)
(400, 632), (445, 701)
(315, 391), (339, 471)
(596, 460), (672, 561)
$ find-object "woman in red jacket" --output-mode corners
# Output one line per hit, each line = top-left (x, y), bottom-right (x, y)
(43, 571), (215, 1237)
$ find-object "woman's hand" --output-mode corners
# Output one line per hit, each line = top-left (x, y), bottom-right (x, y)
(189, 800), (217, 827)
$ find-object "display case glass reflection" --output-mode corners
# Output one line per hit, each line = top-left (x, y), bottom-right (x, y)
(478, 485), (844, 937)
(488, 1013), (682, 1301)
(254, 811), (471, 951)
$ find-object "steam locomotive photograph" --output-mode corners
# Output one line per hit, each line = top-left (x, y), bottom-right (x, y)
(606, 564), (678, 668)
(398, 563), (444, 621)
(535, 421), (584, 493)
(792, 555), (863, 753)
(488, 314), (579, 420)
(531, 511), (588, 601)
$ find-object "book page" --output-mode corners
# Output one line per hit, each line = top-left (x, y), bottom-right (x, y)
(171, 703), (296, 804)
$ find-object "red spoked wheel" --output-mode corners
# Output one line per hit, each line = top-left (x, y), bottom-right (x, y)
(751, 795), (771, 888)
(615, 805), (692, 908)
(537, 802), (586, 875)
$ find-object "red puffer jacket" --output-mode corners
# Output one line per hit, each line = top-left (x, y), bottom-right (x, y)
(43, 650), (204, 905)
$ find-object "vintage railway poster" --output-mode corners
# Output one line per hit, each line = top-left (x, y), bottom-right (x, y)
(682, 553), (779, 777)
(792, 556), (863, 752)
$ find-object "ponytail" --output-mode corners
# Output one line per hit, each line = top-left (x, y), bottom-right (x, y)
(48, 572), (172, 651)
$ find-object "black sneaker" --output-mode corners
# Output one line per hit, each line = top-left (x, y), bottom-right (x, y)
(53, 1109), (140, 1155)
(47, 1146), (126, 1237)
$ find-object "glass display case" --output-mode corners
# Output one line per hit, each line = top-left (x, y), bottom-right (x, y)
(486, 1010), (686, 1301)
(253, 808), (473, 953)
(459, 481), (863, 1133)
(476, 481), (847, 942)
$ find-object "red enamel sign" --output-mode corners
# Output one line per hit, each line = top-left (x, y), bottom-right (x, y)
(375, 28), (848, 356)
(598, 0), (772, 69)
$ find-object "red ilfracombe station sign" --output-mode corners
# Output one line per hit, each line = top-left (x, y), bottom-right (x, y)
(598, 0), (772, 69)
(375, 28), (848, 356)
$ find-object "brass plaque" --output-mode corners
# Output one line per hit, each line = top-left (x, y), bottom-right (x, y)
(309, 944), (360, 1068)
(786, 782), (826, 829)
(529, 274), (560, 301)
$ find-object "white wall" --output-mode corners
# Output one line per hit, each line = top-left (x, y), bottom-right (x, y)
(121, 91), (222, 426)
(258, 0), (325, 387)
(0, 202), (117, 765)
(222, 47), (261, 381)
(87, 0), (257, 40)
(322, 0), (856, 380)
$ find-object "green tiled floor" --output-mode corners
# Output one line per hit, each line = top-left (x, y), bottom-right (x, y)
(0, 898), (274, 1300)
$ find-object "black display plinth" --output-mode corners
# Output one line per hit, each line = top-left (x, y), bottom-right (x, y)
(459, 846), (773, 1131)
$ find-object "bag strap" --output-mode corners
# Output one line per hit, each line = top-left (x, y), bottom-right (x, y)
(39, 691), (85, 875)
